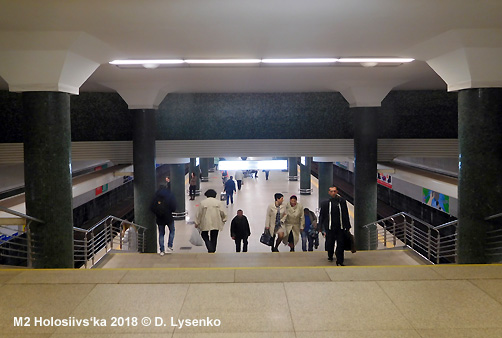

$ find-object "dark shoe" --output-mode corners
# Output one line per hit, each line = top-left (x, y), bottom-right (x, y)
(290, 247), (295, 252)
(315, 245), (319, 249)
(328, 257), (334, 262)
(336, 261), (345, 266)
(272, 247), (279, 252)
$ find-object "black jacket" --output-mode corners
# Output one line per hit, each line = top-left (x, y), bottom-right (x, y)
(319, 196), (351, 233)
(230, 215), (251, 238)
(150, 187), (177, 225)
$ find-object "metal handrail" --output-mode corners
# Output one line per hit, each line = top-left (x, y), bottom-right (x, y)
(362, 212), (458, 264)
(74, 215), (147, 268)
(485, 212), (502, 221)
(0, 206), (44, 267)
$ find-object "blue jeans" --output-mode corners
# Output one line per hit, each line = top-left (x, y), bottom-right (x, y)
(301, 230), (314, 252)
(158, 222), (175, 252)
(226, 192), (234, 205)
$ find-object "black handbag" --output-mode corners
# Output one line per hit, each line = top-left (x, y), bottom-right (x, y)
(344, 230), (356, 253)
(260, 230), (274, 246)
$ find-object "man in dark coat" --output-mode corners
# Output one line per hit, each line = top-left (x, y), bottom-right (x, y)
(224, 175), (237, 206)
(319, 186), (351, 265)
(150, 186), (177, 256)
(230, 209), (251, 252)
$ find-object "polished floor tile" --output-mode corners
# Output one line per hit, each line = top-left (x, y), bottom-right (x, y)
(0, 269), (21, 283)
(416, 328), (502, 338)
(0, 284), (96, 334)
(285, 281), (413, 331)
(295, 330), (422, 338)
(431, 264), (502, 279)
(6, 269), (127, 284)
(173, 333), (295, 338)
(235, 267), (330, 283)
(325, 265), (443, 281)
(54, 284), (189, 334)
(470, 279), (502, 304)
(119, 268), (235, 284)
(378, 280), (502, 329)
(178, 283), (293, 333)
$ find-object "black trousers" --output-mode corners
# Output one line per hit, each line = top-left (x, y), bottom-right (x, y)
(325, 228), (345, 263)
(201, 229), (219, 253)
(235, 236), (248, 252)
(237, 180), (242, 190)
(189, 185), (196, 198)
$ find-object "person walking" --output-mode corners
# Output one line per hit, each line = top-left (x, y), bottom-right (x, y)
(283, 195), (305, 252)
(224, 175), (237, 206)
(150, 186), (177, 256)
(195, 189), (227, 253)
(235, 170), (244, 190)
(230, 209), (251, 252)
(189, 172), (197, 200)
(265, 193), (287, 252)
(319, 186), (351, 265)
(301, 208), (318, 252)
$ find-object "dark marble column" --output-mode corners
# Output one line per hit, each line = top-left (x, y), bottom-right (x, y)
(170, 163), (187, 220)
(318, 162), (333, 207)
(288, 157), (298, 181)
(458, 88), (502, 264)
(133, 109), (157, 253)
(208, 157), (215, 171)
(23, 92), (73, 268)
(189, 158), (200, 195)
(200, 158), (209, 182)
(300, 157), (312, 195)
(353, 107), (378, 250)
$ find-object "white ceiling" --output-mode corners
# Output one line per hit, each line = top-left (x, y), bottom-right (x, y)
(1, 0), (502, 94)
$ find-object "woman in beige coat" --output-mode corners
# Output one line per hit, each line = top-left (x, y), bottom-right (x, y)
(195, 189), (227, 253)
(265, 193), (287, 252)
(283, 195), (305, 252)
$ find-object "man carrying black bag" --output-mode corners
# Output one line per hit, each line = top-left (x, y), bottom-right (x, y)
(319, 186), (351, 265)
(151, 185), (177, 256)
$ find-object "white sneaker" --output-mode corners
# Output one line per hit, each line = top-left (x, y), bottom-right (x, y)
(166, 247), (173, 253)
(159, 251), (165, 256)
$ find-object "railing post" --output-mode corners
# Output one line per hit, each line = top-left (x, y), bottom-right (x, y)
(109, 219), (114, 251)
(437, 233), (441, 264)
(90, 232), (95, 266)
(383, 221), (387, 247)
(26, 222), (33, 268)
(410, 219), (415, 248)
(392, 219), (397, 247)
(427, 228), (431, 261)
(84, 233), (88, 269)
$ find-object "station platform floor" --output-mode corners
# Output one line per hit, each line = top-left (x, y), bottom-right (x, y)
(162, 169), (331, 254)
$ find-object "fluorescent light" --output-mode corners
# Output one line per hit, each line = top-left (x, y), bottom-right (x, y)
(262, 58), (338, 64)
(109, 59), (184, 65)
(219, 160), (287, 170)
(338, 58), (414, 63)
(185, 59), (261, 64)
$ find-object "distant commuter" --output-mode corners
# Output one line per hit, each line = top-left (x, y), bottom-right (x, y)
(230, 209), (251, 252)
(235, 170), (244, 190)
(302, 208), (318, 252)
(195, 189), (228, 253)
(189, 172), (197, 200)
(150, 186), (177, 256)
(165, 176), (171, 190)
(265, 193), (287, 252)
(224, 176), (237, 206)
(283, 195), (305, 252)
(319, 186), (351, 265)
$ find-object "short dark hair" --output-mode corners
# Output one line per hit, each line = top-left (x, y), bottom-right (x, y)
(205, 189), (217, 198)
(290, 195), (297, 200)
(274, 193), (283, 201)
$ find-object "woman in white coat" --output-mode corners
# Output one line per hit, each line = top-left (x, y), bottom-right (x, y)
(283, 195), (305, 252)
(195, 189), (227, 253)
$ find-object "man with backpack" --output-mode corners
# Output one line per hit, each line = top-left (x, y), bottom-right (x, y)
(150, 186), (177, 256)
